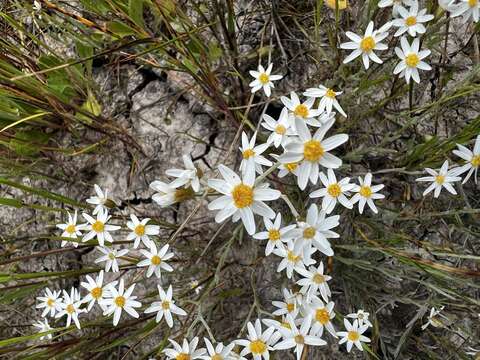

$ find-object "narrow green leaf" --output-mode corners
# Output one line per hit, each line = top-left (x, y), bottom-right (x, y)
(0, 177), (86, 208)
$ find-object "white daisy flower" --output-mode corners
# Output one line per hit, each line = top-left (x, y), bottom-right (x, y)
(347, 309), (373, 328)
(296, 262), (332, 302)
(80, 270), (116, 311)
(281, 91), (323, 127)
(249, 63), (283, 97)
(288, 203), (338, 257)
(272, 153), (300, 178)
(99, 279), (142, 326)
(236, 319), (278, 360)
(86, 184), (111, 215)
(56, 210), (83, 247)
(95, 246), (128, 273)
(207, 163), (281, 235)
(166, 154), (202, 193)
(310, 169), (355, 214)
(340, 21), (389, 69)
(273, 240), (315, 279)
(421, 306), (446, 330)
(416, 160), (461, 198)
(278, 162), (300, 178)
(150, 180), (193, 207)
(36, 287), (62, 318)
(378, 0), (412, 15)
(392, 2), (434, 37)
(144, 285), (187, 327)
(55, 287), (85, 329)
(337, 319), (371, 352)
(126, 214), (159, 249)
(452, 135), (480, 183)
(252, 213), (296, 256)
(200, 339), (236, 360)
(306, 296), (337, 338)
(163, 337), (206, 360)
(274, 315), (326, 360)
(33, 319), (52, 340)
(450, 0), (479, 23)
(350, 173), (385, 214)
(272, 288), (300, 317)
(239, 131), (272, 174)
(261, 108), (295, 148)
(278, 118), (348, 190)
(393, 37), (431, 84)
(82, 209), (120, 247)
(137, 242), (174, 278)
(303, 85), (347, 118)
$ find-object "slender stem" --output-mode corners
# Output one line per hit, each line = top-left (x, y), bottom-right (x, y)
(408, 80), (413, 112)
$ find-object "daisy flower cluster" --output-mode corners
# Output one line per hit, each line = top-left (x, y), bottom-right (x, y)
(28, 2), (479, 357)
(166, 56), (393, 357)
(342, 0), (478, 83)
(33, 57), (387, 356)
(340, 2), (432, 84)
(34, 183), (186, 335)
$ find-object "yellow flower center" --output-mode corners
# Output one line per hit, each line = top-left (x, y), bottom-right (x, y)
(250, 340), (267, 354)
(151, 255), (162, 265)
(47, 298), (55, 307)
(65, 224), (76, 234)
(176, 354), (191, 360)
(405, 16), (417, 26)
(287, 250), (301, 263)
(315, 308), (330, 324)
(325, 0), (348, 9)
(303, 226), (316, 239)
(285, 162), (298, 172)
(303, 140), (325, 162)
(114, 296), (126, 308)
(313, 274), (325, 284)
(242, 148), (255, 159)
(348, 331), (360, 342)
(161, 301), (170, 310)
(268, 229), (281, 242)
(258, 73), (269, 85)
(134, 224), (145, 236)
(405, 53), (420, 68)
(358, 313), (364, 319)
(92, 220), (104, 233)
(294, 335), (305, 344)
(231, 183), (254, 208)
(66, 304), (75, 314)
(327, 183), (342, 197)
(275, 124), (286, 135)
(359, 185), (372, 198)
(211, 355), (223, 360)
(471, 155), (480, 167)
(325, 88), (336, 99)
(286, 302), (295, 312)
(468, 0), (477, 7)
(91, 287), (102, 299)
(174, 187), (194, 202)
(360, 36), (375, 53)
(435, 175), (445, 185)
(108, 252), (116, 260)
(294, 104), (309, 118)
